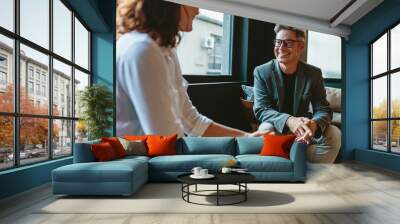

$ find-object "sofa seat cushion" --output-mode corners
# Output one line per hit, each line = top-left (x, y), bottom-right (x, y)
(116, 155), (150, 163)
(149, 154), (235, 172)
(52, 159), (147, 183)
(236, 155), (293, 172)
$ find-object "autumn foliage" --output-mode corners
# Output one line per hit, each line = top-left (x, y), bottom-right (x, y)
(372, 99), (400, 140)
(0, 84), (59, 150)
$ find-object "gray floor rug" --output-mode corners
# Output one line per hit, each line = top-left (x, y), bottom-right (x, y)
(37, 183), (362, 214)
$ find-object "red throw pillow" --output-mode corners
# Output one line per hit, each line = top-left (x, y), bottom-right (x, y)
(260, 134), (296, 159)
(101, 137), (127, 158)
(146, 134), (177, 157)
(91, 142), (118, 161)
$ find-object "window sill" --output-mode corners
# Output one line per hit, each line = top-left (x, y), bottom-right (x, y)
(0, 156), (72, 175)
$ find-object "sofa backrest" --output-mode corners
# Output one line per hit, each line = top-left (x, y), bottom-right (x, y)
(235, 137), (263, 155)
(73, 139), (100, 163)
(325, 87), (341, 113)
(177, 137), (236, 155)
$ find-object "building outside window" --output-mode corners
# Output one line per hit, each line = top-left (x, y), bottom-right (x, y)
(0, 54), (7, 67)
(0, 54), (7, 88)
(0, 0), (91, 170)
(41, 85), (46, 97)
(41, 73), (46, 83)
(35, 70), (40, 81)
(176, 9), (232, 76)
(370, 23), (400, 153)
(207, 34), (222, 74)
(28, 66), (34, 80)
(28, 81), (34, 94)
(35, 83), (40, 95)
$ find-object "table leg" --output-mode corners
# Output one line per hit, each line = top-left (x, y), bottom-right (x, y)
(217, 184), (219, 206)
(245, 183), (247, 201)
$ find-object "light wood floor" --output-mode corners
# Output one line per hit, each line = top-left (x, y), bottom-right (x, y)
(1, 162), (400, 224)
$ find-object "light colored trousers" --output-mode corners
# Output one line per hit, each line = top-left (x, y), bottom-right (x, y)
(258, 122), (341, 163)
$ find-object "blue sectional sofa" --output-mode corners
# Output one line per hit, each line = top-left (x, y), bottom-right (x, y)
(52, 137), (307, 196)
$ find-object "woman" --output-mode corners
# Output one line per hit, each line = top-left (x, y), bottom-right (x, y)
(116, 0), (264, 137)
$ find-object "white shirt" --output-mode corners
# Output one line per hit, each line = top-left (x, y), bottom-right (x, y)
(116, 31), (212, 137)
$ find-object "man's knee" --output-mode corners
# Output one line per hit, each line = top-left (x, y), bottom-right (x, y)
(258, 122), (276, 132)
(323, 125), (341, 150)
(308, 125), (341, 163)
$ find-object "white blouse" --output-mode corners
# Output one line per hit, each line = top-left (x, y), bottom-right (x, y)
(116, 31), (212, 137)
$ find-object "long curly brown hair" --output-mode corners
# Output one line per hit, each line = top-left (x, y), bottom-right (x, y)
(116, 0), (181, 48)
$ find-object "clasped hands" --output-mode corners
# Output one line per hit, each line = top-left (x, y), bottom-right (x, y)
(286, 116), (318, 144)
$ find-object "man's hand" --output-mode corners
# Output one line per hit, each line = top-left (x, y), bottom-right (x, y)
(287, 117), (318, 144)
(247, 130), (276, 137)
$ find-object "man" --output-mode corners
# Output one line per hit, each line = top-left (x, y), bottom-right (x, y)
(253, 24), (341, 163)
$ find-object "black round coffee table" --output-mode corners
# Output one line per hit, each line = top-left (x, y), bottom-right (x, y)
(177, 173), (255, 206)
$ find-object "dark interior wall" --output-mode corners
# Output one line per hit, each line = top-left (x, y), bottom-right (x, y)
(187, 82), (251, 131)
(245, 20), (276, 85)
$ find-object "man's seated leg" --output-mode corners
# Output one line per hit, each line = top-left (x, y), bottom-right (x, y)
(307, 125), (341, 163)
(258, 122), (276, 132)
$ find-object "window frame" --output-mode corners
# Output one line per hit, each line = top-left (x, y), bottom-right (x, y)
(0, 0), (92, 171)
(369, 20), (400, 154)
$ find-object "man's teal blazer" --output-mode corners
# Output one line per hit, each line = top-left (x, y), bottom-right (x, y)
(253, 59), (333, 134)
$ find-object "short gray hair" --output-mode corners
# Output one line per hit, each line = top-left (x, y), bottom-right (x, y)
(274, 24), (305, 41)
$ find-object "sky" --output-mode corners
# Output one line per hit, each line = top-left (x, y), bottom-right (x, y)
(0, 0), (89, 75)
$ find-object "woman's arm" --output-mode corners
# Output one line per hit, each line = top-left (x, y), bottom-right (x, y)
(202, 122), (248, 137)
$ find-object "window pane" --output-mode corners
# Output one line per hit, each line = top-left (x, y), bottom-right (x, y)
(53, 119), (72, 158)
(75, 120), (88, 143)
(20, 0), (49, 49)
(391, 24), (400, 70)
(53, 59), (72, 117)
(372, 33), (387, 76)
(74, 18), (89, 70)
(372, 77), (387, 119)
(20, 44), (49, 115)
(177, 9), (232, 75)
(0, 0), (14, 31)
(307, 31), (341, 79)
(391, 120), (400, 153)
(53, 0), (72, 60)
(74, 69), (89, 118)
(20, 117), (49, 165)
(391, 72), (400, 118)
(372, 121), (388, 151)
(0, 35), (14, 112)
(0, 116), (13, 170)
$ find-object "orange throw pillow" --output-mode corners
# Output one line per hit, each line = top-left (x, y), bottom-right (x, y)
(91, 142), (117, 161)
(101, 137), (127, 158)
(146, 134), (177, 157)
(260, 134), (296, 159)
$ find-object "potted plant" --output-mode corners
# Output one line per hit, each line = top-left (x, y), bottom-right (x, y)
(79, 84), (113, 140)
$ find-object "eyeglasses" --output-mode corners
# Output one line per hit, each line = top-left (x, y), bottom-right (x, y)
(273, 39), (299, 48)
